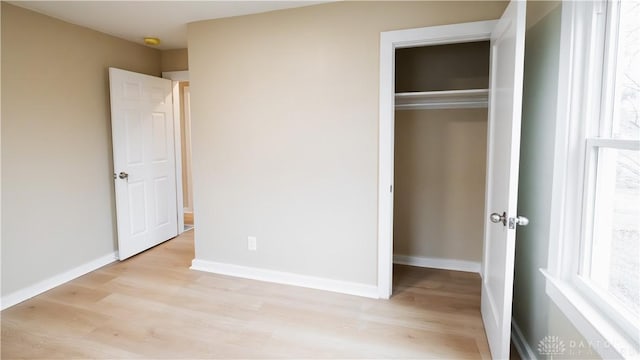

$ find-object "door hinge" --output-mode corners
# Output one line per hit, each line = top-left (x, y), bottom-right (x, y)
(390, 185), (393, 192)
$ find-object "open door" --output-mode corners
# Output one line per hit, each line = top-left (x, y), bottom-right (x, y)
(109, 68), (179, 260)
(378, 2), (526, 356)
(481, 1), (527, 359)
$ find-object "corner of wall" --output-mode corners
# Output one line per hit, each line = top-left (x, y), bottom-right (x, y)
(1, 3), (163, 298)
(161, 48), (189, 72)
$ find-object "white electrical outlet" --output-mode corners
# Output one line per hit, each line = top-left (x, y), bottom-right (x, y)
(248, 236), (257, 251)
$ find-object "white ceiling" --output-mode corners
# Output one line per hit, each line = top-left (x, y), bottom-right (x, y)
(10, 1), (328, 50)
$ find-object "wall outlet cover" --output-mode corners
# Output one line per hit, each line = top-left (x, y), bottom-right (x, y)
(248, 236), (257, 251)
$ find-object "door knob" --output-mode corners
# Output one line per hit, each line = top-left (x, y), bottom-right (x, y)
(490, 212), (507, 226)
(118, 171), (129, 180)
(509, 216), (529, 228)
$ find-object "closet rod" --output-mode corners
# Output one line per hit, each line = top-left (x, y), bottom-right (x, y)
(395, 88), (488, 110)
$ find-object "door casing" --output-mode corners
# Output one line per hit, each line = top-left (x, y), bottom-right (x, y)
(377, 20), (498, 299)
(162, 70), (191, 234)
(378, 5), (527, 358)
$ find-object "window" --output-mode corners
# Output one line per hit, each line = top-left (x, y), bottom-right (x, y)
(545, 1), (640, 358)
(579, 0), (640, 337)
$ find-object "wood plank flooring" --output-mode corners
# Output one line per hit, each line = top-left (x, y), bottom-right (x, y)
(1, 231), (492, 359)
(184, 212), (194, 225)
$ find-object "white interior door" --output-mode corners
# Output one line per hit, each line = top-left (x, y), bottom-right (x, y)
(481, 1), (526, 359)
(109, 67), (179, 260)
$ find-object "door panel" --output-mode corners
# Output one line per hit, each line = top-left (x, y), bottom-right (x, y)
(152, 113), (168, 161)
(481, 1), (526, 359)
(154, 177), (170, 226)
(109, 67), (178, 260)
(125, 111), (144, 164)
(128, 181), (147, 235)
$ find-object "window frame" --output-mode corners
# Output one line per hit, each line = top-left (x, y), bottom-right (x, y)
(543, 0), (640, 358)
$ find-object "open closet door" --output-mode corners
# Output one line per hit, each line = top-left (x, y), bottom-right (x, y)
(480, 1), (527, 359)
(109, 68), (179, 260)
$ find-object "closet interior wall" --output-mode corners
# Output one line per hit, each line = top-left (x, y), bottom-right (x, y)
(393, 42), (490, 268)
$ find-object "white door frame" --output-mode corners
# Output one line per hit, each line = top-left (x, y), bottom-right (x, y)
(377, 20), (497, 299)
(182, 86), (194, 214)
(162, 71), (190, 234)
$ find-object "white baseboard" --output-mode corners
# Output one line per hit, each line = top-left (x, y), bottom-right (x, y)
(1, 252), (118, 310)
(393, 254), (481, 273)
(191, 259), (379, 299)
(511, 318), (538, 360)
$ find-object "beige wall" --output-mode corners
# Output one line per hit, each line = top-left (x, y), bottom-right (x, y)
(1, 3), (161, 296)
(393, 109), (487, 262)
(161, 49), (189, 72)
(188, 1), (507, 285)
(526, 0), (561, 30)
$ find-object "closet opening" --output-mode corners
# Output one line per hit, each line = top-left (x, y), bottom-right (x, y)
(392, 41), (490, 293)
(379, 9), (526, 357)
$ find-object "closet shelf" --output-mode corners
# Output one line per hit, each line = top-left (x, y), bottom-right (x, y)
(395, 89), (489, 110)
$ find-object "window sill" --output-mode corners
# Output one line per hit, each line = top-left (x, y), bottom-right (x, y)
(540, 269), (639, 359)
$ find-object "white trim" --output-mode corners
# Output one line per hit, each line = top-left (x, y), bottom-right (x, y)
(182, 86), (194, 214)
(0, 252), (117, 310)
(191, 259), (379, 299)
(545, 2), (640, 357)
(172, 81), (185, 235)
(382, 20), (498, 49)
(511, 319), (538, 360)
(547, 0), (589, 278)
(162, 70), (189, 81)
(393, 255), (481, 274)
(542, 270), (637, 359)
(378, 28), (395, 300)
(585, 138), (640, 150)
(378, 20), (497, 299)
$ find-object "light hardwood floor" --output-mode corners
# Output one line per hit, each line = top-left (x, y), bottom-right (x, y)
(184, 212), (194, 225)
(1, 231), (493, 359)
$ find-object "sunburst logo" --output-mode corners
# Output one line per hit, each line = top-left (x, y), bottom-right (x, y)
(538, 335), (566, 358)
